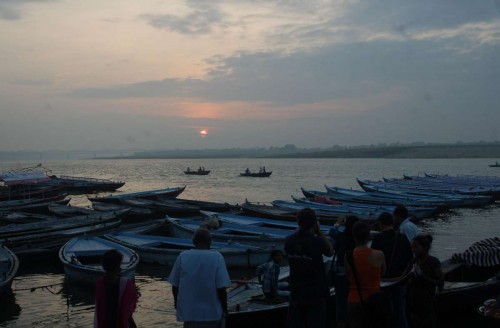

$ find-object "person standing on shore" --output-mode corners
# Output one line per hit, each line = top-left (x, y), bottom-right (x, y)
(94, 249), (138, 328)
(407, 234), (444, 328)
(329, 215), (359, 328)
(168, 228), (231, 328)
(346, 221), (386, 328)
(284, 208), (334, 328)
(371, 212), (413, 328)
(393, 206), (420, 242)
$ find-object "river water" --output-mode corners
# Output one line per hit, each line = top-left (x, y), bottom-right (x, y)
(0, 158), (499, 327)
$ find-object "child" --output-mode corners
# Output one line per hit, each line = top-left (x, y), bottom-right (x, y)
(256, 250), (289, 299)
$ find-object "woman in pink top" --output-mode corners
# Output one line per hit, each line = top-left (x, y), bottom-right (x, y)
(346, 222), (386, 328)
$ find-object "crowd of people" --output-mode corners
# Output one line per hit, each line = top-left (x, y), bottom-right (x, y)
(92, 205), (445, 328)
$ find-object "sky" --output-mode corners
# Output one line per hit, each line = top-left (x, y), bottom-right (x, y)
(0, 0), (499, 151)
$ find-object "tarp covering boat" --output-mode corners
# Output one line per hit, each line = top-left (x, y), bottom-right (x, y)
(451, 237), (500, 267)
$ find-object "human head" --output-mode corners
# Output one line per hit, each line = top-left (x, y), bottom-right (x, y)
(393, 206), (408, 226)
(270, 249), (284, 263)
(102, 249), (123, 274)
(193, 228), (212, 249)
(412, 234), (433, 257)
(352, 221), (370, 246)
(378, 212), (394, 228)
(297, 208), (317, 232)
(344, 215), (359, 234)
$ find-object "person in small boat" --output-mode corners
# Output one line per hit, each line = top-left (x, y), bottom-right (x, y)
(329, 215), (359, 328)
(94, 249), (138, 328)
(407, 234), (444, 328)
(256, 249), (289, 300)
(393, 206), (420, 242)
(169, 228), (231, 328)
(262, 166), (266, 173)
(284, 208), (334, 328)
(346, 221), (386, 328)
(245, 168), (250, 174)
(371, 212), (413, 328)
(186, 167), (191, 172)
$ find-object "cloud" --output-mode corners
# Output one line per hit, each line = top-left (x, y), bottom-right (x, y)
(141, 0), (226, 35)
(69, 31), (500, 107)
(0, 0), (54, 20)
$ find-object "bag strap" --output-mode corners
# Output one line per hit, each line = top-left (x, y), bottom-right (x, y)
(346, 251), (365, 306)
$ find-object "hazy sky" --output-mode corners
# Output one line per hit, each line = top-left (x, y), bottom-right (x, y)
(1, 0), (499, 151)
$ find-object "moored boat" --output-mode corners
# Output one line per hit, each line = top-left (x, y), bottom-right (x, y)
(59, 236), (139, 285)
(437, 237), (500, 315)
(166, 216), (286, 248)
(0, 245), (19, 292)
(88, 186), (186, 204)
(104, 232), (274, 268)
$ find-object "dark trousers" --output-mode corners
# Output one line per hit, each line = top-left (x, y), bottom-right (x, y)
(287, 298), (327, 328)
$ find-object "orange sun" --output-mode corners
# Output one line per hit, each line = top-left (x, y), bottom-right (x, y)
(199, 130), (208, 138)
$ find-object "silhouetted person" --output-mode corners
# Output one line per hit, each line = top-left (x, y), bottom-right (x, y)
(407, 234), (444, 328)
(169, 228), (231, 328)
(94, 249), (137, 328)
(285, 208), (333, 328)
(393, 206), (420, 242)
(371, 212), (413, 328)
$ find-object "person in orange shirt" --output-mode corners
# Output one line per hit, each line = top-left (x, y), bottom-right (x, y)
(346, 222), (386, 328)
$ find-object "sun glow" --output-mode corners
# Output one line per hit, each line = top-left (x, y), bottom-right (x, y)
(199, 129), (208, 138)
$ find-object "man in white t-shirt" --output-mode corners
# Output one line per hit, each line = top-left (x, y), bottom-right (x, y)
(168, 228), (231, 328)
(394, 206), (421, 242)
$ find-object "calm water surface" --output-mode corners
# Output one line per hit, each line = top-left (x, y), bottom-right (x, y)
(1, 158), (499, 327)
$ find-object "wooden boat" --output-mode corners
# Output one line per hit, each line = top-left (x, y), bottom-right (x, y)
(0, 245), (19, 292)
(357, 179), (494, 206)
(48, 203), (95, 217)
(91, 201), (155, 221)
(241, 201), (337, 224)
(184, 168), (210, 175)
(321, 185), (455, 209)
(104, 232), (273, 268)
(87, 186), (186, 204)
(121, 198), (200, 217)
(488, 162), (500, 167)
(166, 217), (286, 248)
(239, 171), (272, 178)
(157, 198), (239, 212)
(271, 200), (377, 223)
(0, 194), (68, 209)
(241, 202), (298, 221)
(14, 219), (165, 260)
(300, 189), (438, 220)
(200, 210), (335, 235)
(59, 236), (139, 285)
(227, 261), (337, 328)
(0, 164), (124, 194)
(0, 209), (130, 239)
(7, 198), (71, 214)
(436, 237), (500, 315)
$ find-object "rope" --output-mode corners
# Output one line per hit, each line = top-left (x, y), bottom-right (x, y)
(11, 282), (64, 292)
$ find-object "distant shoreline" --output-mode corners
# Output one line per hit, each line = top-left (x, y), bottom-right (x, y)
(2, 143), (500, 161)
(106, 144), (500, 160)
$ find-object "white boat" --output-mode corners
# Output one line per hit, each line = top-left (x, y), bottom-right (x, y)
(104, 232), (274, 268)
(0, 245), (19, 292)
(59, 236), (139, 285)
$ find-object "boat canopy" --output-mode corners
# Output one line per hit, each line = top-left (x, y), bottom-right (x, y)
(0, 171), (50, 186)
(451, 237), (500, 267)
